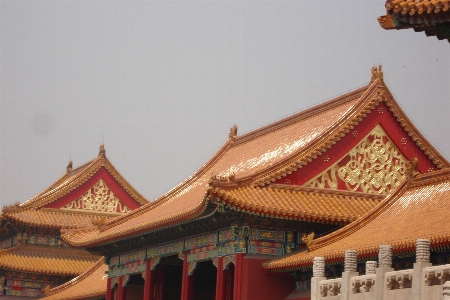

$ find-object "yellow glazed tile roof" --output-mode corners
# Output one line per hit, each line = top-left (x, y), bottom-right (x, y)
(5, 209), (118, 229)
(264, 168), (450, 272)
(0, 244), (99, 276)
(211, 185), (382, 224)
(42, 258), (107, 300)
(62, 72), (449, 248)
(385, 0), (450, 16)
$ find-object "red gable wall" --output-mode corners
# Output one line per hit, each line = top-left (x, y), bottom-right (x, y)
(276, 102), (437, 187)
(43, 167), (142, 211)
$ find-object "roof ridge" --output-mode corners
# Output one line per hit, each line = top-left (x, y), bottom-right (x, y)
(98, 141), (233, 230)
(232, 85), (369, 147)
(19, 156), (101, 209)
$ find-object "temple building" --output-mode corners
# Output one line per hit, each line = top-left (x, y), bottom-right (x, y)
(56, 66), (449, 300)
(378, 0), (450, 42)
(0, 146), (148, 298)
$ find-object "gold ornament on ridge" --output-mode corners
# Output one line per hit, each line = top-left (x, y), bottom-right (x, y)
(304, 125), (408, 194)
(63, 179), (130, 213)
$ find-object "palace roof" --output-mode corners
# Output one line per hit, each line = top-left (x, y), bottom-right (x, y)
(378, 0), (450, 42)
(62, 67), (449, 249)
(0, 244), (99, 276)
(1, 146), (148, 230)
(263, 168), (450, 272)
(42, 258), (107, 300)
(210, 185), (383, 224)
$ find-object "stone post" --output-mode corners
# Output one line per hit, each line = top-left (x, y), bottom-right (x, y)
(375, 245), (393, 300)
(341, 250), (359, 300)
(311, 257), (326, 300)
(412, 239), (431, 300)
(366, 261), (377, 275)
(443, 281), (450, 300)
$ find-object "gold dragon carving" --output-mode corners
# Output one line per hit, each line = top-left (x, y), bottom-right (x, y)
(304, 125), (408, 194)
(63, 179), (130, 213)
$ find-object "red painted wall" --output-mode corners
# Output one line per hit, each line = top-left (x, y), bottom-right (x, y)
(277, 102), (436, 187)
(240, 255), (295, 300)
(43, 167), (142, 211)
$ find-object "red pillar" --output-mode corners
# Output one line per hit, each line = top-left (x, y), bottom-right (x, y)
(106, 278), (113, 300)
(233, 254), (243, 300)
(143, 259), (154, 300)
(117, 275), (126, 300)
(215, 257), (226, 300)
(181, 252), (193, 300)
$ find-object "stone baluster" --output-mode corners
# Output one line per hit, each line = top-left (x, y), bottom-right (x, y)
(375, 245), (393, 300)
(311, 257), (326, 300)
(366, 261), (377, 275)
(341, 250), (359, 299)
(413, 239), (431, 300)
(443, 281), (450, 300)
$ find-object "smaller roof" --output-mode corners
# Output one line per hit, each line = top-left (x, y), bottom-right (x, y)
(211, 184), (383, 224)
(0, 244), (99, 276)
(4, 208), (118, 230)
(16, 145), (148, 210)
(263, 168), (450, 273)
(378, 0), (450, 42)
(42, 258), (107, 300)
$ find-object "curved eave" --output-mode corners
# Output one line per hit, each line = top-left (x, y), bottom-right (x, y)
(45, 258), (107, 298)
(210, 186), (383, 225)
(3, 209), (119, 230)
(62, 197), (209, 248)
(264, 234), (450, 273)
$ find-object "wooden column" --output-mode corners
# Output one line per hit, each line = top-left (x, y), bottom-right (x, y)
(118, 275), (126, 300)
(215, 257), (226, 300)
(106, 278), (113, 300)
(143, 259), (154, 300)
(181, 252), (193, 300)
(233, 254), (243, 300)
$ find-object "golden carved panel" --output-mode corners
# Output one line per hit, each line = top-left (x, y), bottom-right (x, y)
(304, 125), (408, 194)
(63, 179), (130, 213)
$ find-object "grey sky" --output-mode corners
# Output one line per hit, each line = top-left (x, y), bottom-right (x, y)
(1, 1), (449, 208)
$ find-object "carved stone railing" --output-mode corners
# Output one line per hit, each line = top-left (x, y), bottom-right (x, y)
(423, 265), (450, 286)
(422, 264), (450, 300)
(350, 274), (376, 294)
(319, 278), (342, 299)
(385, 269), (413, 290)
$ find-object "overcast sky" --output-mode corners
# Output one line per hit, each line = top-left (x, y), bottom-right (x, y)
(1, 1), (449, 208)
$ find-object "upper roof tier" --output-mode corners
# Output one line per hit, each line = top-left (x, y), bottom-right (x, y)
(42, 258), (107, 300)
(378, 0), (450, 42)
(263, 167), (450, 273)
(62, 66), (449, 248)
(1, 145), (149, 230)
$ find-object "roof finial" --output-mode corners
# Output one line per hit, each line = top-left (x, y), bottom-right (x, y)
(406, 157), (420, 185)
(66, 159), (73, 174)
(99, 143), (106, 157)
(229, 124), (238, 141)
(371, 64), (383, 82)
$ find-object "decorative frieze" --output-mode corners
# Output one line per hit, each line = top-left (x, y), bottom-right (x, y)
(223, 255), (236, 270)
(146, 241), (184, 259)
